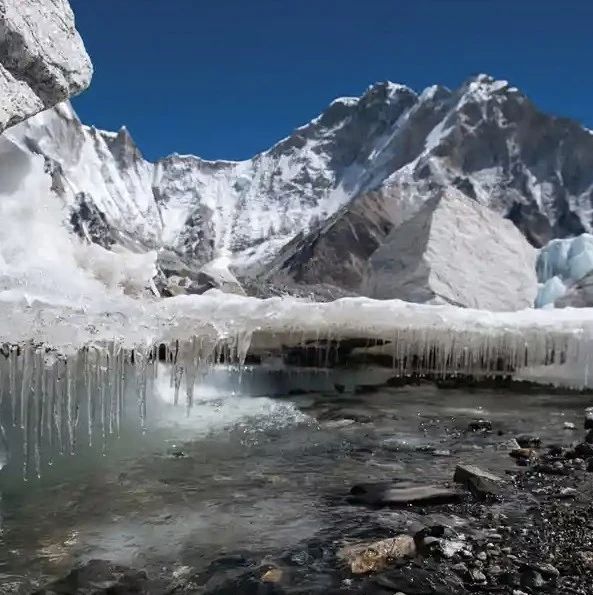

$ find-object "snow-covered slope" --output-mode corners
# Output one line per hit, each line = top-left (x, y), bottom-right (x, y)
(5, 74), (593, 292)
(363, 189), (538, 310)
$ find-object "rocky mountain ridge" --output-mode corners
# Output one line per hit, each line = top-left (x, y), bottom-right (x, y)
(4, 73), (593, 305)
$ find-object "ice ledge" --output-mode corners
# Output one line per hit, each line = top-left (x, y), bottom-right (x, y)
(1, 291), (592, 384)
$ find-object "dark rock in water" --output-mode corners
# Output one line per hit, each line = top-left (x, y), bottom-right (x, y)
(547, 444), (564, 456)
(585, 429), (593, 444)
(349, 482), (463, 507)
(469, 568), (487, 583)
(534, 462), (569, 476)
(516, 434), (541, 448)
(510, 448), (538, 461)
(587, 459), (593, 473)
(33, 560), (153, 594)
(468, 419), (492, 432)
(369, 564), (466, 594)
(525, 562), (560, 580)
(574, 442), (593, 458)
(585, 407), (593, 429)
(520, 568), (546, 589)
(453, 464), (503, 501)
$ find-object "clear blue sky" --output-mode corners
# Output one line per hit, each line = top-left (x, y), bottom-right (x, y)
(70, 0), (593, 162)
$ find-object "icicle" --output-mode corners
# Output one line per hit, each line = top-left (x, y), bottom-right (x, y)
(65, 354), (76, 455)
(98, 349), (107, 454)
(135, 347), (148, 433)
(33, 350), (43, 479)
(183, 338), (198, 414)
(85, 348), (93, 448)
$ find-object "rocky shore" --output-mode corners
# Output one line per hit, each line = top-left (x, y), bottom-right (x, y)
(32, 393), (593, 595)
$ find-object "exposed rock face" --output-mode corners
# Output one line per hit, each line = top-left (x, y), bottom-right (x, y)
(0, 0), (92, 132)
(363, 190), (538, 310)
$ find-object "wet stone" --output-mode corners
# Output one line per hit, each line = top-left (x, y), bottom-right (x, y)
(520, 568), (545, 589)
(349, 482), (463, 507)
(468, 419), (492, 432)
(516, 434), (541, 448)
(33, 560), (153, 594)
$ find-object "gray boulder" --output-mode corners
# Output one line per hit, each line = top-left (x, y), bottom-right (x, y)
(0, 0), (92, 132)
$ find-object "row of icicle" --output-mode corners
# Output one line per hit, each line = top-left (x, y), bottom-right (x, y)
(0, 325), (588, 479)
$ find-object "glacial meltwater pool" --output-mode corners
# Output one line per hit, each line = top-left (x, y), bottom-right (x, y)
(0, 373), (589, 593)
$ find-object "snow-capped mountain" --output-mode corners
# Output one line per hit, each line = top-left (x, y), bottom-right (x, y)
(4, 74), (593, 296)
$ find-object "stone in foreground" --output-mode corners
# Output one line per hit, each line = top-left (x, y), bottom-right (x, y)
(454, 464), (503, 500)
(349, 481), (463, 507)
(0, 0), (92, 133)
(364, 189), (538, 310)
(338, 535), (416, 574)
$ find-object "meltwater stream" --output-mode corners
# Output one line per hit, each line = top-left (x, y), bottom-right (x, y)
(0, 372), (590, 593)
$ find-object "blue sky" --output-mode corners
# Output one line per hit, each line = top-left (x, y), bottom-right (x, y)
(70, 0), (593, 162)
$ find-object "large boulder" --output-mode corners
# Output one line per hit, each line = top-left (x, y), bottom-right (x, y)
(363, 189), (538, 310)
(0, 0), (92, 132)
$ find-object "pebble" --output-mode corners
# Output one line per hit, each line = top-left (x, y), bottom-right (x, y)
(468, 419), (492, 432)
(469, 568), (486, 583)
(261, 568), (283, 583)
(564, 421), (576, 430)
(476, 551), (487, 561)
(510, 447), (537, 459)
(520, 568), (545, 589)
(516, 434), (541, 448)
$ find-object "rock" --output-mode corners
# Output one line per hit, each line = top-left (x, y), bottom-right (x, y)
(363, 189), (538, 310)
(469, 568), (487, 583)
(467, 419), (493, 432)
(547, 444), (564, 456)
(0, 0), (92, 133)
(453, 464), (503, 500)
(520, 568), (545, 589)
(534, 462), (569, 476)
(497, 438), (521, 451)
(261, 568), (283, 583)
(516, 435), (541, 448)
(195, 258), (246, 296)
(452, 562), (469, 577)
(585, 429), (593, 444)
(577, 551), (593, 569)
(574, 442), (593, 458)
(33, 559), (152, 594)
(563, 422), (576, 430)
(586, 407), (593, 429)
(337, 535), (416, 574)
(369, 565), (465, 594)
(556, 487), (578, 499)
(349, 482), (463, 507)
(454, 464), (501, 484)
(510, 448), (538, 461)
(530, 563), (560, 580)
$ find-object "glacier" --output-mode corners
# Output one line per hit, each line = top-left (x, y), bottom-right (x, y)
(536, 234), (593, 307)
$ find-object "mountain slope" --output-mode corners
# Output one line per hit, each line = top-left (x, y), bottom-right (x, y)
(3, 74), (593, 296)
